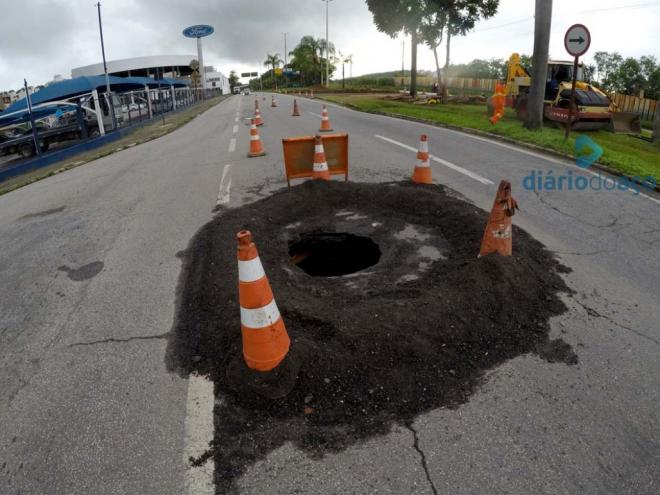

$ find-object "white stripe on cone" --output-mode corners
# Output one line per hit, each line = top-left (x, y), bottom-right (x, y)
(315, 145), (324, 153)
(314, 162), (329, 172)
(419, 141), (429, 153)
(250, 135), (260, 141)
(239, 258), (266, 282)
(241, 298), (281, 329)
(417, 159), (431, 168)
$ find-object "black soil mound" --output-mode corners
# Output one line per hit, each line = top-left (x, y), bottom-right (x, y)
(167, 180), (576, 494)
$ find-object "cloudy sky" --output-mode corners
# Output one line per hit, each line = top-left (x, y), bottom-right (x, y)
(0, 0), (658, 90)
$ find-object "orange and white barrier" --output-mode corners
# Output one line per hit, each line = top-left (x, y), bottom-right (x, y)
(312, 135), (331, 180)
(412, 135), (432, 184)
(479, 180), (518, 257)
(237, 231), (290, 371)
(247, 118), (267, 158)
(319, 105), (334, 132)
(282, 133), (349, 187)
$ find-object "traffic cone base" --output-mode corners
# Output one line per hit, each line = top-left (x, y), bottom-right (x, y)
(479, 180), (518, 257)
(237, 231), (290, 372)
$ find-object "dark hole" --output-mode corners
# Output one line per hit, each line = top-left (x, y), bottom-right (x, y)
(289, 232), (381, 277)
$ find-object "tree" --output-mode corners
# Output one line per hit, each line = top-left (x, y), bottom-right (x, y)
(189, 59), (201, 88)
(366, 0), (428, 97)
(525, 0), (552, 130)
(417, 1), (499, 98)
(228, 70), (240, 90)
(593, 51), (623, 88)
(264, 53), (283, 89)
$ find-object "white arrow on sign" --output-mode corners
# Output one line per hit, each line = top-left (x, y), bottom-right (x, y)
(564, 24), (591, 57)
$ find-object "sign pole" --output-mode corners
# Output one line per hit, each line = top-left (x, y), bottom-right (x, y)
(563, 23), (591, 140)
(565, 55), (580, 140)
(197, 36), (206, 99)
(24, 79), (42, 157)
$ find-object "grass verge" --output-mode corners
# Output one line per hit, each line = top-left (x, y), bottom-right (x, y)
(321, 94), (660, 182)
(0, 96), (229, 196)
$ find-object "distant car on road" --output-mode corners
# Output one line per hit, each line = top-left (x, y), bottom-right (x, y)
(242, 89), (251, 96)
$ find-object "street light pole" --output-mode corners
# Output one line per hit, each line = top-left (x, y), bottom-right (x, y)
(322, 0), (333, 87)
(95, 2), (116, 129)
(283, 32), (288, 88)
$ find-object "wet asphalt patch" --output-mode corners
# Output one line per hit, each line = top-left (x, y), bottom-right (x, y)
(166, 180), (576, 494)
(58, 261), (104, 281)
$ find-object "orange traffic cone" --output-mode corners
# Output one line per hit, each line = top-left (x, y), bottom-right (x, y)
(412, 135), (432, 184)
(254, 108), (264, 126)
(319, 105), (334, 132)
(271, 96), (278, 107)
(247, 119), (267, 158)
(312, 135), (331, 180)
(489, 83), (506, 125)
(479, 180), (519, 257)
(255, 98), (259, 112)
(292, 99), (301, 117)
(236, 231), (290, 371)
(310, 89), (314, 99)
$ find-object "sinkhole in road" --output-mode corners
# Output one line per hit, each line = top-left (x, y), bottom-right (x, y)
(289, 232), (381, 277)
(167, 180), (579, 494)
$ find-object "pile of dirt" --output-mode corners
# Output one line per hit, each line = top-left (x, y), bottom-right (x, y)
(166, 180), (576, 494)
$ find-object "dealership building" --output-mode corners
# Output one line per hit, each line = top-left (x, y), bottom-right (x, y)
(71, 55), (230, 94)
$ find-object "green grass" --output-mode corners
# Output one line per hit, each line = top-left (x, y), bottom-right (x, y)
(322, 94), (660, 180)
(0, 96), (228, 196)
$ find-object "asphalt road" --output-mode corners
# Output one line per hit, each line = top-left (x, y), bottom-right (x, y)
(1, 93), (658, 495)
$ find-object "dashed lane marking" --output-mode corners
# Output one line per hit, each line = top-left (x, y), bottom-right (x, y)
(182, 374), (215, 495)
(232, 125), (239, 135)
(375, 134), (494, 185)
(309, 112), (322, 119)
(216, 164), (233, 206)
(228, 138), (237, 153)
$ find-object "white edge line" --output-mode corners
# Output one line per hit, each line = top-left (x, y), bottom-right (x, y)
(232, 124), (239, 135)
(183, 374), (215, 495)
(333, 102), (659, 206)
(217, 164), (232, 205)
(308, 112), (322, 119)
(228, 138), (237, 153)
(375, 134), (494, 185)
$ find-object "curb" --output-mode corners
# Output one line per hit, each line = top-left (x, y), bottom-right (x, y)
(314, 96), (660, 194)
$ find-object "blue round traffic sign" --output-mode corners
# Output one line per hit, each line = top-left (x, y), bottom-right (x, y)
(182, 25), (215, 38)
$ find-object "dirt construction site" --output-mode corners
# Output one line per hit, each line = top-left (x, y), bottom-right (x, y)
(168, 179), (578, 493)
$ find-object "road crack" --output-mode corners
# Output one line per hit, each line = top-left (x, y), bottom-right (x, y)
(574, 300), (660, 347)
(405, 421), (438, 495)
(68, 332), (170, 347)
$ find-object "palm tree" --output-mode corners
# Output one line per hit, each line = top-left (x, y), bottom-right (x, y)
(345, 54), (353, 79)
(264, 53), (283, 90)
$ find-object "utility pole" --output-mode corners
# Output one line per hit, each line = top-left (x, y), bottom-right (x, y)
(95, 2), (116, 129)
(525, 0), (553, 130)
(401, 39), (405, 88)
(283, 32), (288, 89)
(322, 0), (333, 87)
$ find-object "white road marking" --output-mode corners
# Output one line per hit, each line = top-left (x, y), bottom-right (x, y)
(234, 116), (239, 123)
(309, 112), (322, 119)
(375, 134), (494, 185)
(331, 103), (660, 207)
(232, 125), (239, 135)
(228, 138), (237, 153)
(216, 164), (232, 205)
(183, 374), (215, 495)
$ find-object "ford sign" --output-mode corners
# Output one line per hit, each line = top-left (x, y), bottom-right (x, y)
(182, 25), (214, 38)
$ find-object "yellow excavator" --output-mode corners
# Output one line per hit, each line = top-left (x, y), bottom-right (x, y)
(490, 53), (640, 133)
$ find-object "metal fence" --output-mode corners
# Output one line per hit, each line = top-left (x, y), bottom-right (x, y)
(0, 87), (222, 164)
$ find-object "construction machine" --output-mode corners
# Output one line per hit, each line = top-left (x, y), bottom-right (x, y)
(490, 53), (640, 133)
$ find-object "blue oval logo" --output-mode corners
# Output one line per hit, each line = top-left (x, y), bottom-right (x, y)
(182, 25), (214, 38)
